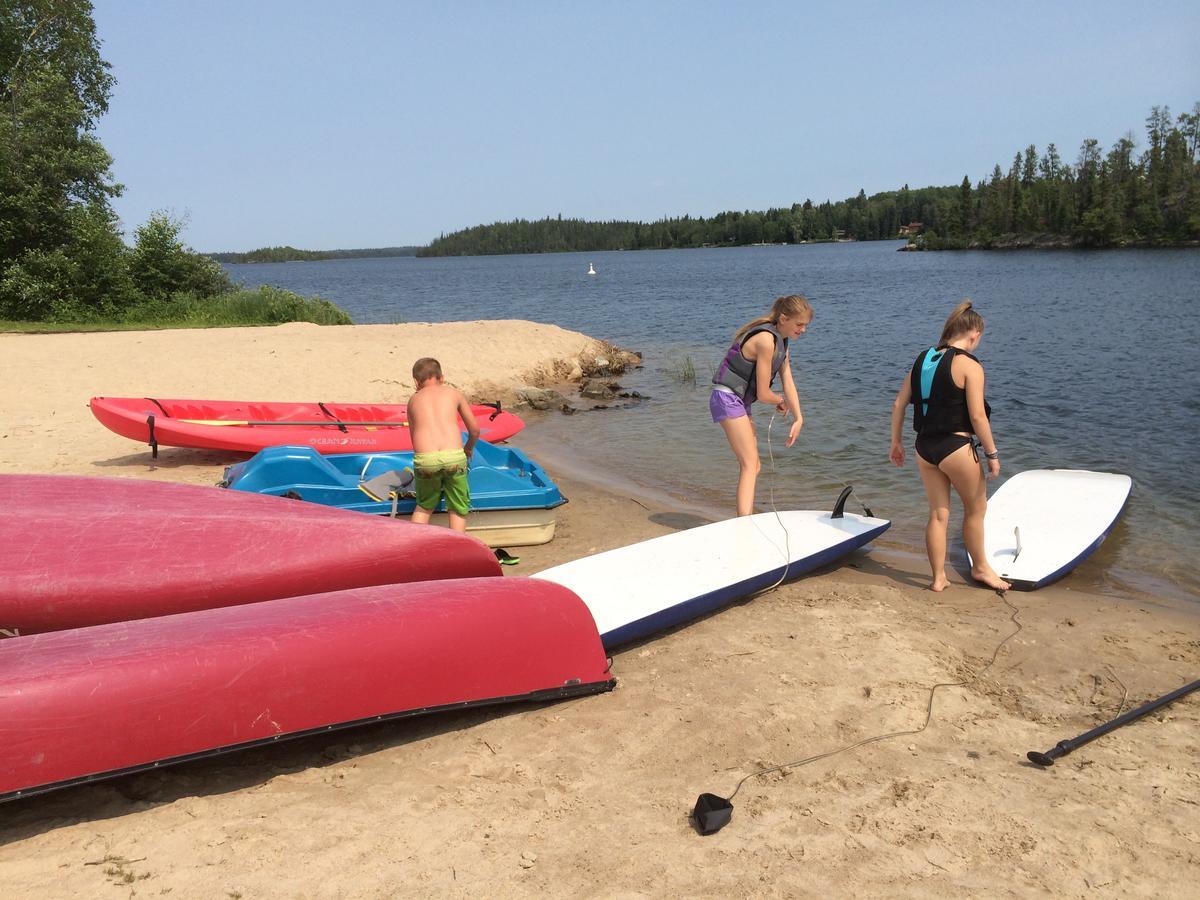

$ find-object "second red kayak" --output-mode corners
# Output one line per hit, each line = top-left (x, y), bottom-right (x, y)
(89, 396), (525, 455)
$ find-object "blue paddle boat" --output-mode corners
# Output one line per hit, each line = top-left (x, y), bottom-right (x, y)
(222, 442), (567, 547)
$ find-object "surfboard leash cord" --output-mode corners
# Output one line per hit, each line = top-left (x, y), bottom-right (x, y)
(756, 412), (793, 594)
(719, 589), (1024, 804)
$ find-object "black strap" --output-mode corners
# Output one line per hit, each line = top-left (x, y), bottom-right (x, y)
(145, 397), (168, 415)
(146, 413), (158, 459)
(317, 402), (348, 433)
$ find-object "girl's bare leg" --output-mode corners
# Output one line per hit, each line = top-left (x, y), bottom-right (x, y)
(917, 456), (953, 591)
(719, 415), (760, 517)
(940, 446), (1011, 591)
(447, 511), (467, 533)
(411, 506), (433, 526)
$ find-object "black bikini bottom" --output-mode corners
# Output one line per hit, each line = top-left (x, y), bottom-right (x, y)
(915, 433), (976, 467)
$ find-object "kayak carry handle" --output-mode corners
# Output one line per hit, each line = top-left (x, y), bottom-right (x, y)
(146, 414), (159, 459)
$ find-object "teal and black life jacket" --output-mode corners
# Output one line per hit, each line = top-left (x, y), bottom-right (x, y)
(909, 345), (991, 434)
(712, 324), (789, 402)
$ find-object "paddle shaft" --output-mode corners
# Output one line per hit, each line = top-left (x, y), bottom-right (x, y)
(1027, 678), (1200, 766)
(178, 419), (408, 427)
(176, 403), (503, 428)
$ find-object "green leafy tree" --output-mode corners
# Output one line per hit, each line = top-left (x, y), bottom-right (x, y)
(0, 0), (129, 319)
(956, 176), (972, 236)
(128, 211), (230, 300)
(1179, 102), (1200, 161)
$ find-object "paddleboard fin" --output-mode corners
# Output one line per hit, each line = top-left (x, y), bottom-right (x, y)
(832, 485), (874, 520)
(832, 486), (853, 519)
(1013, 526), (1022, 562)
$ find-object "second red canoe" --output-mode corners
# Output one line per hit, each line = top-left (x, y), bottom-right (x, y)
(1, 578), (614, 802)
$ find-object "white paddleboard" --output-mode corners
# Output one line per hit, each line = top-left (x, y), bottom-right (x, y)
(976, 469), (1131, 590)
(534, 507), (890, 648)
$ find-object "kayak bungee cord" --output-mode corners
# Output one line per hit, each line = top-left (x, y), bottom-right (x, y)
(692, 589), (1024, 835)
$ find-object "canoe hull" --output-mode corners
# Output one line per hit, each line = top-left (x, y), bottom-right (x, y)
(0, 475), (501, 635)
(0, 578), (614, 802)
(89, 396), (525, 454)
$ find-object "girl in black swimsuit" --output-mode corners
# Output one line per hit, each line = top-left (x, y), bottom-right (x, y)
(888, 300), (1010, 593)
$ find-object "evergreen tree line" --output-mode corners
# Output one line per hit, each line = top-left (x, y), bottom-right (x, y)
(1, 1), (346, 324)
(420, 102), (1200, 257)
(208, 246), (419, 264)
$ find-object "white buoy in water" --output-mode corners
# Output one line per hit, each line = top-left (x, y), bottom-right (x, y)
(587, 263), (597, 276)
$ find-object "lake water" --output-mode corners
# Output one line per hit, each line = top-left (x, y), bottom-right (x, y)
(225, 242), (1200, 605)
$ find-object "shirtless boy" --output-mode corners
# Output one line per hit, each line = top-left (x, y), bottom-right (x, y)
(406, 357), (480, 533)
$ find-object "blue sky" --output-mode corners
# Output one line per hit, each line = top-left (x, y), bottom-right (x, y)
(91, 1), (1199, 252)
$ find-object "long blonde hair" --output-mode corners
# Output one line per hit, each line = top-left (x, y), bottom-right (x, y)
(937, 299), (984, 348)
(734, 294), (813, 343)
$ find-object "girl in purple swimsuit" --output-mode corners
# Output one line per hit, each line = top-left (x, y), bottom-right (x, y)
(888, 300), (1009, 592)
(711, 295), (811, 516)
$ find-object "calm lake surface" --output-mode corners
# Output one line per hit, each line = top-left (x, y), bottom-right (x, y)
(225, 242), (1200, 605)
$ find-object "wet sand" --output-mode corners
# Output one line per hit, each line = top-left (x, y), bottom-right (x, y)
(1, 322), (1197, 897)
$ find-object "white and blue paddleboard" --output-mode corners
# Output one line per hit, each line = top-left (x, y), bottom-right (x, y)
(976, 469), (1132, 591)
(534, 493), (889, 649)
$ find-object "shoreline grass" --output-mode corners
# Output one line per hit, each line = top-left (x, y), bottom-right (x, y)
(0, 286), (352, 333)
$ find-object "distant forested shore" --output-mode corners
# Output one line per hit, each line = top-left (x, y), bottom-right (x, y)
(209, 246), (419, 263)
(419, 102), (1199, 256)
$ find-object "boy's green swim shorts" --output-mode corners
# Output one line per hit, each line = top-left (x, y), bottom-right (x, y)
(412, 449), (470, 515)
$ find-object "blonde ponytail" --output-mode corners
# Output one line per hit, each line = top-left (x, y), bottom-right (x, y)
(937, 299), (984, 347)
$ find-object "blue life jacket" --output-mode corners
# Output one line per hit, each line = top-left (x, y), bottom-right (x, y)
(909, 345), (991, 434)
(712, 323), (789, 402)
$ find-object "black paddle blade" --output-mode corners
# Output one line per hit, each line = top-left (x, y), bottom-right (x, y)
(1026, 750), (1056, 767)
(692, 793), (733, 835)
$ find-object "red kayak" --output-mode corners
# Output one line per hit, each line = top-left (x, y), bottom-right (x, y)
(0, 578), (614, 802)
(89, 396), (525, 456)
(0, 474), (500, 635)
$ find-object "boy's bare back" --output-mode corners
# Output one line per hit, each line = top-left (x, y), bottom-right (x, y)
(408, 380), (480, 455)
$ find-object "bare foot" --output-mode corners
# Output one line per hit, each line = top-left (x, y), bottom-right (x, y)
(971, 567), (1011, 591)
(930, 574), (951, 592)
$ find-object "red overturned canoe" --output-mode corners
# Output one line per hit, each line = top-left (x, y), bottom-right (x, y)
(89, 396), (525, 455)
(0, 578), (614, 802)
(0, 474), (500, 635)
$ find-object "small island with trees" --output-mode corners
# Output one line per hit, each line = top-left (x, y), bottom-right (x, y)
(208, 246), (419, 264)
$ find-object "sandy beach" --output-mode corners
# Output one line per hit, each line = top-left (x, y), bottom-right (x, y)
(1, 322), (1197, 897)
